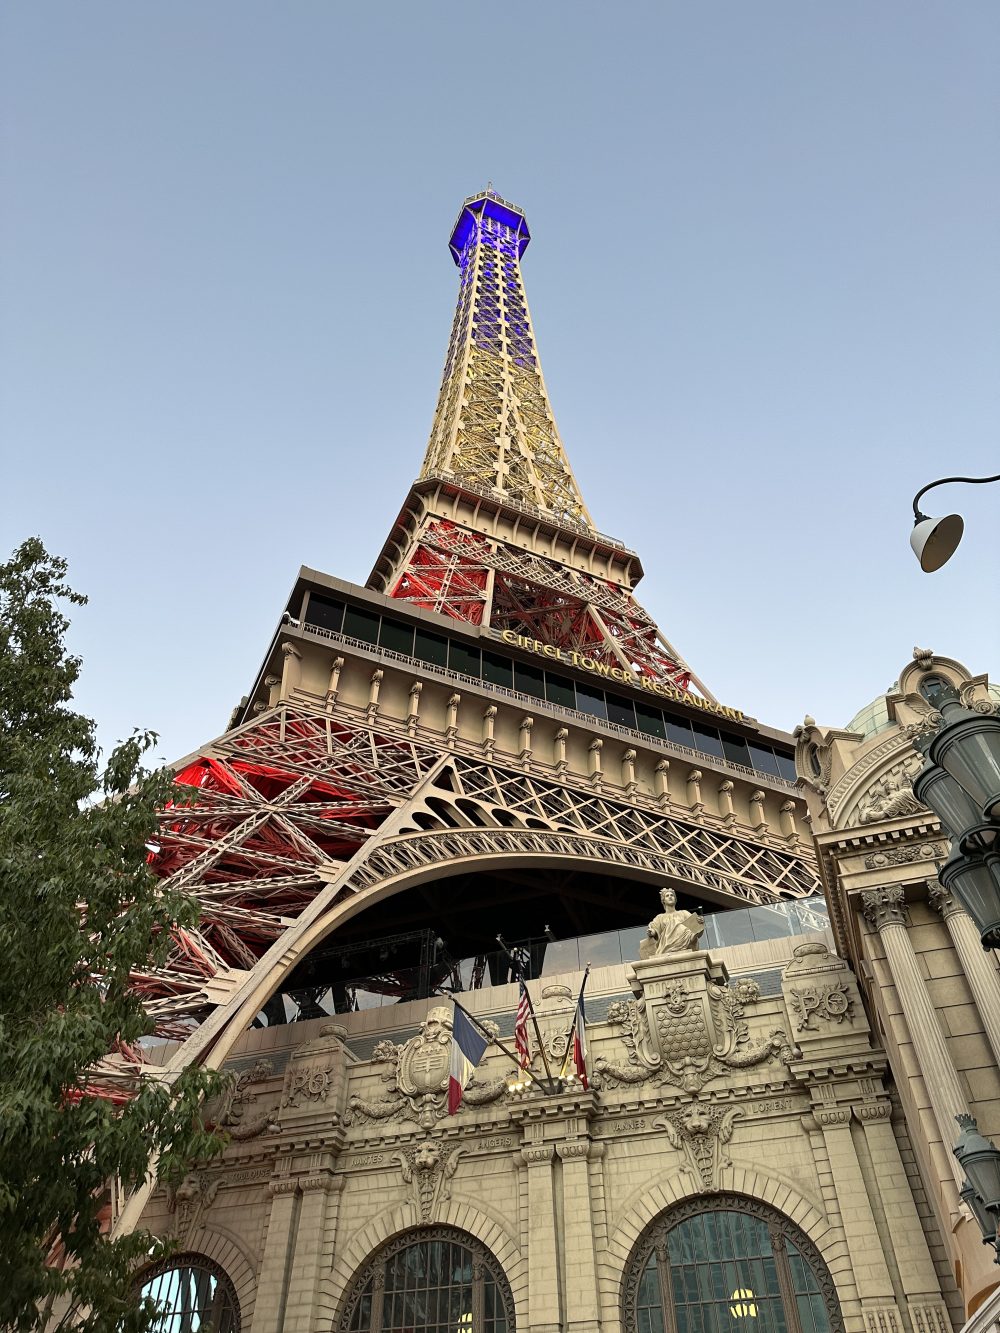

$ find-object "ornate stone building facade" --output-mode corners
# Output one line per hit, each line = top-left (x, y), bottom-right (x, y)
(795, 650), (1000, 1333)
(118, 194), (996, 1333)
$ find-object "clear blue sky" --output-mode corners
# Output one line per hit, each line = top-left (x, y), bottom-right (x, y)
(2, 2), (998, 766)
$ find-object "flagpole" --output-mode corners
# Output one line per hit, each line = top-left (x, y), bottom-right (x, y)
(451, 998), (546, 1091)
(522, 984), (557, 1093)
(558, 965), (591, 1079)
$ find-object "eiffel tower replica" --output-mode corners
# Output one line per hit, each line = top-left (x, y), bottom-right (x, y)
(130, 188), (819, 1144)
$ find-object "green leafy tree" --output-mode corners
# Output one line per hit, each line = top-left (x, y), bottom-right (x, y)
(0, 539), (225, 1332)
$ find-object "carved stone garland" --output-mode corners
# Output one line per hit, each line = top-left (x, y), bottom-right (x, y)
(394, 1138), (466, 1221)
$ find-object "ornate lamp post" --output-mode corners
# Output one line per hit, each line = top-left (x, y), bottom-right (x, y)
(954, 1114), (1000, 1262)
(909, 472), (1000, 571)
(910, 677), (1000, 946)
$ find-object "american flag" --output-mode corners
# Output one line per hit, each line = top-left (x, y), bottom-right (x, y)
(514, 981), (532, 1068)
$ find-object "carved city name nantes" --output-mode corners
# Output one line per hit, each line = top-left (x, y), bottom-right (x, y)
(494, 630), (749, 722)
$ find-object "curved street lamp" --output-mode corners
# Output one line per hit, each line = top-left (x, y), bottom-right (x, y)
(910, 472), (1000, 572)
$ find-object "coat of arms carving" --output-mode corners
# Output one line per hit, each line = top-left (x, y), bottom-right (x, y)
(347, 1006), (506, 1129)
(597, 960), (793, 1094)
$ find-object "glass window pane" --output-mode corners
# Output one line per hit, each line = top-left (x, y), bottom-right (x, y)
(636, 703), (666, 739)
(692, 722), (724, 759)
(482, 651), (514, 687)
(379, 616), (414, 655)
(576, 684), (608, 720)
(305, 593), (344, 633)
(721, 733), (752, 768)
(514, 662), (545, 698)
(775, 752), (797, 783)
(607, 693), (638, 728)
(449, 641), (481, 677)
(545, 673), (576, 709)
(576, 930), (623, 968)
(137, 1263), (238, 1333)
(666, 716), (694, 748)
(749, 744), (781, 777)
(344, 605), (380, 645)
(414, 628), (449, 667)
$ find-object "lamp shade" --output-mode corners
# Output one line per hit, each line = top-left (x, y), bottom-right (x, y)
(960, 1179), (998, 1243)
(939, 851), (1000, 947)
(954, 1115), (1000, 1220)
(929, 707), (1000, 820)
(910, 513), (964, 571)
(912, 762), (998, 851)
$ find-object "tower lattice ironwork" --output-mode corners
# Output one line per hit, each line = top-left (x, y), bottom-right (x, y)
(372, 189), (703, 697)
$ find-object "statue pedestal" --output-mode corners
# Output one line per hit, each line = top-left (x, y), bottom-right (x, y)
(626, 948), (727, 1005)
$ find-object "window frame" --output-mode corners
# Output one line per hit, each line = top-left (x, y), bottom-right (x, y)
(134, 1252), (240, 1333)
(336, 1226), (515, 1333)
(621, 1194), (842, 1333)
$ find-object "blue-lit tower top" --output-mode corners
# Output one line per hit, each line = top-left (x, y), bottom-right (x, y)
(448, 188), (531, 265)
(420, 188), (591, 528)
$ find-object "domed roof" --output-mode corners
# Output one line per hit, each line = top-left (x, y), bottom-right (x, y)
(844, 688), (896, 740)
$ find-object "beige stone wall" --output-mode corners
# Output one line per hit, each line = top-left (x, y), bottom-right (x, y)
(137, 929), (960, 1333)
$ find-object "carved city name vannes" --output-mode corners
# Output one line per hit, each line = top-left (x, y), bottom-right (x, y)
(496, 630), (748, 723)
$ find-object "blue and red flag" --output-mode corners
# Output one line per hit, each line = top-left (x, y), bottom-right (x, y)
(448, 1005), (490, 1114)
(560, 970), (590, 1089)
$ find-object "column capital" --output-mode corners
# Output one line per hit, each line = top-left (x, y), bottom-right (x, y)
(520, 1144), (555, 1166)
(926, 881), (963, 919)
(555, 1140), (591, 1161)
(861, 886), (909, 932)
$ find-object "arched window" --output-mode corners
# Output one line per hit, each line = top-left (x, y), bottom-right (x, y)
(622, 1196), (842, 1333)
(338, 1227), (514, 1333)
(135, 1254), (240, 1332)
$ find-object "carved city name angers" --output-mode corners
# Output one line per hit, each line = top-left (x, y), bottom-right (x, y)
(496, 630), (748, 723)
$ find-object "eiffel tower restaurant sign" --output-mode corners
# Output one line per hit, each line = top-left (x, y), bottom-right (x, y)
(493, 629), (750, 724)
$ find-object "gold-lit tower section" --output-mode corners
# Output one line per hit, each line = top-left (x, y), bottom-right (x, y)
(420, 189), (592, 529)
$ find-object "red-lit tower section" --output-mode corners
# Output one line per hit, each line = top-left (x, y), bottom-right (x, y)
(368, 189), (708, 698)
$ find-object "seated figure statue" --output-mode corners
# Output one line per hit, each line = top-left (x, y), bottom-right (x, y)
(638, 886), (705, 959)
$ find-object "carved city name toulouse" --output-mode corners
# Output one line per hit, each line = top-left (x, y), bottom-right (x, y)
(495, 630), (749, 723)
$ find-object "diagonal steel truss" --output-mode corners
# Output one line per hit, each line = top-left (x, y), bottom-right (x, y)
(390, 520), (693, 688)
(139, 701), (817, 1040)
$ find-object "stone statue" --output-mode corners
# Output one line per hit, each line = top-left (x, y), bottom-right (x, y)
(638, 886), (704, 958)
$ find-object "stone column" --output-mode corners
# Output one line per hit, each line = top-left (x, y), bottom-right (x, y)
(283, 1174), (341, 1333)
(813, 1106), (898, 1327)
(928, 882), (1000, 1069)
(556, 1141), (600, 1333)
(522, 1144), (561, 1333)
(279, 642), (302, 701)
(853, 1100), (951, 1330)
(861, 887), (967, 1181)
(252, 1178), (301, 1332)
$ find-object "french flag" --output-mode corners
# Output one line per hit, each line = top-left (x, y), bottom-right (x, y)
(447, 1006), (490, 1114)
(571, 983), (589, 1089)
